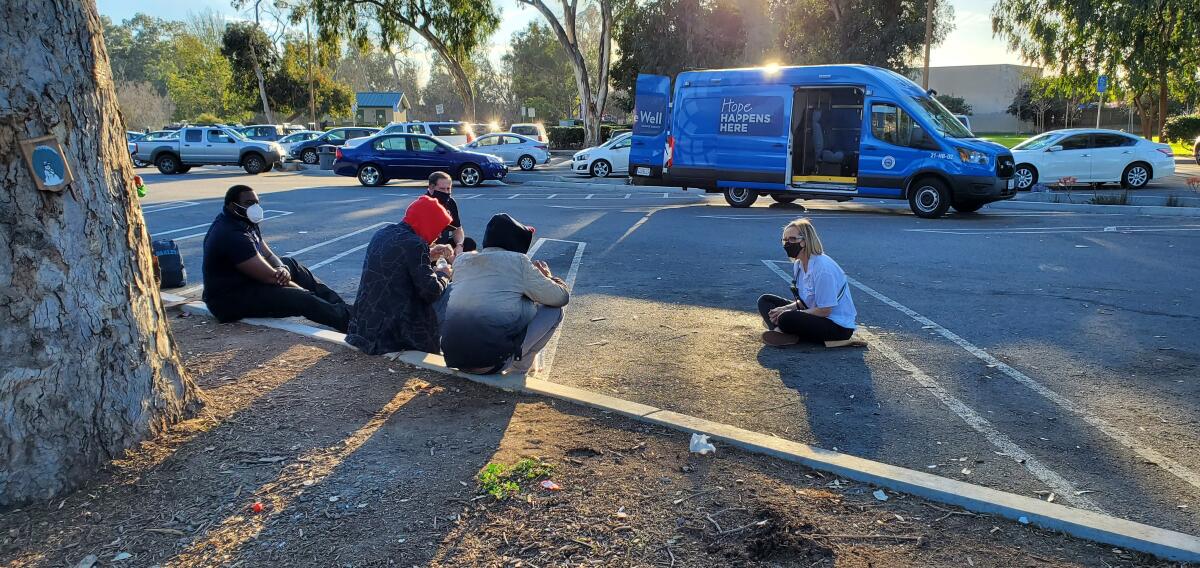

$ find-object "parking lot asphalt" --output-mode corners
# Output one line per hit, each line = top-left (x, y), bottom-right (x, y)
(139, 165), (1200, 536)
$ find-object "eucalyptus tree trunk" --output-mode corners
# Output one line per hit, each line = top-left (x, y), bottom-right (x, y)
(0, 0), (203, 507)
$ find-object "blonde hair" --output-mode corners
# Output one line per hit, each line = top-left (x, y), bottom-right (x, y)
(782, 218), (824, 255)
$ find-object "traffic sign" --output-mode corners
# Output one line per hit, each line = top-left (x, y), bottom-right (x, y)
(435, 104), (444, 115)
(1097, 75), (1108, 93)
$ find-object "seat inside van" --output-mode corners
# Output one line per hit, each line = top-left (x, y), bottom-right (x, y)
(791, 88), (863, 186)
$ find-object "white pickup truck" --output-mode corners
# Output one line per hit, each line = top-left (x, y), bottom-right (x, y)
(131, 125), (283, 175)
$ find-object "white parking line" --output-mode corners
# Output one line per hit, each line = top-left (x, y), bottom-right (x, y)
(309, 243), (369, 270)
(141, 201), (200, 213)
(908, 225), (1200, 235)
(531, 238), (586, 375)
(285, 222), (389, 256)
(507, 193), (521, 199)
(169, 211), (294, 242)
(839, 272), (1200, 494)
(762, 260), (1101, 510)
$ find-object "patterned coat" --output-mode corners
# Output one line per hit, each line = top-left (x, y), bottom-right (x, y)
(346, 222), (449, 355)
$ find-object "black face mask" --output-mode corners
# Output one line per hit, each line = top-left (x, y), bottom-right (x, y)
(783, 241), (805, 258)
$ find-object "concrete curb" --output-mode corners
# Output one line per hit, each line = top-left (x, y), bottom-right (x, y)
(161, 293), (1200, 562)
(993, 199), (1200, 217)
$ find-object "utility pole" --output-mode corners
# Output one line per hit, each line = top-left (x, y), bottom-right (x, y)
(921, 0), (934, 89)
(306, 15), (316, 129)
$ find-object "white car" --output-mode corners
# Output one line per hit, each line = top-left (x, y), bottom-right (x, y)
(462, 132), (550, 170)
(510, 122), (548, 143)
(572, 132), (631, 177)
(1011, 129), (1175, 190)
(381, 121), (476, 146)
(276, 130), (322, 157)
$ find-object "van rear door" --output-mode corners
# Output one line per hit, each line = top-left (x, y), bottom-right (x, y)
(629, 74), (671, 180)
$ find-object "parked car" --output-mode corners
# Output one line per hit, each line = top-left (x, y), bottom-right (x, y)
(607, 128), (632, 141)
(132, 125), (283, 175)
(334, 133), (508, 187)
(510, 122), (548, 143)
(276, 130), (323, 157)
(1010, 129), (1175, 190)
(461, 133), (550, 170)
(573, 132), (631, 177)
(240, 124), (286, 141)
(128, 130), (179, 167)
(289, 127), (380, 164)
(472, 122), (502, 135)
(380, 121), (476, 146)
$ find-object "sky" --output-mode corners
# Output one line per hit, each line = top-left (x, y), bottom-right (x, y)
(96, 0), (1023, 70)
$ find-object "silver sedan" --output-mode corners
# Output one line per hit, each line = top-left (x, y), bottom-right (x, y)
(460, 132), (550, 171)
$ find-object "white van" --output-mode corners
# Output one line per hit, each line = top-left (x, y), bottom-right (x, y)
(381, 121), (476, 146)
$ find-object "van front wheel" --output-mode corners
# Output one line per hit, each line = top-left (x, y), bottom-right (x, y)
(724, 187), (758, 208)
(908, 178), (951, 218)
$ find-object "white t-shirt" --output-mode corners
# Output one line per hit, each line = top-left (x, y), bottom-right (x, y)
(793, 254), (857, 330)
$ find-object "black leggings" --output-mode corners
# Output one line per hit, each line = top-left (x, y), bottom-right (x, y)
(758, 294), (854, 343)
(207, 257), (353, 332)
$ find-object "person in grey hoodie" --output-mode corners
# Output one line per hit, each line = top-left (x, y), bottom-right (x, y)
(440, 214), (569, 374)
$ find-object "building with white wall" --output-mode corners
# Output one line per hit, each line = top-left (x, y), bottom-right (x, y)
(919, 64), (1042, 133)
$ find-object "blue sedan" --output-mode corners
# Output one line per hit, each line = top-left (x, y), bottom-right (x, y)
(333, 133), (508, 187)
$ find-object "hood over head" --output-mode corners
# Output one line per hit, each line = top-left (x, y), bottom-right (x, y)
(482, 213), (535, 254)
(403, 195), (452, 244)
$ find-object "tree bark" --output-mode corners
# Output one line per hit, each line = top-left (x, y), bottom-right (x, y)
(249, 41), (276, 124)
(0, 0), (203, 507)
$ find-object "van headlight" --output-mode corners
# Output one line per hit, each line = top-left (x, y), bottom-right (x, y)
(956, 147), (989, 165)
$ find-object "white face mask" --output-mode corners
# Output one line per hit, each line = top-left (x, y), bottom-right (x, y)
(244, 203), (265, 224)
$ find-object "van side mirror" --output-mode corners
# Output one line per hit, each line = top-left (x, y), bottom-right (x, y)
(1046, 145), (1063, 153)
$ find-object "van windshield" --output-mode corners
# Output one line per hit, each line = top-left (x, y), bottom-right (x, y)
(910, 97), (973, 139)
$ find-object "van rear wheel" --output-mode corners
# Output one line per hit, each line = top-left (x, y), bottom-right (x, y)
(908, 178), (951, 218)
(724, 187), (758, 208)
(771, 195), (799, 204)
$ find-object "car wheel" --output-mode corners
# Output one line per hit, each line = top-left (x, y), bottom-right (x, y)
(518, 155), (536, 171)
(357, 164), (384, 187)
(771, 195), (799, 204)
(132, 156), (150, 168)
(155, 154), (180, 175)
(301, 148), (319, 165)
(1013, 164), (1037, 190)
(590, 159), (611, 178)
(908, 177), (952, 219)
(459, 164), (482, 187)
(1121, 162), (1151, 189)
(242, 153), (266, 175)
(723, 187), (758, 208)
(952, 200), (985, 213)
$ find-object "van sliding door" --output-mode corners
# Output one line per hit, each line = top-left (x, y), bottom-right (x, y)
(789, 87), (863, 192)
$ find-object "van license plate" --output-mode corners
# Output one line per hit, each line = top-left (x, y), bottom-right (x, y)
(1007, 179), (1015, 190)
(636, 167), (650, 176)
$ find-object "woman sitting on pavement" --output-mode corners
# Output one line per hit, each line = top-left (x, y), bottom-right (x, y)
(758, 218), (858, 346)
(346, 195), (454, 355)
(440, 214), (569, 375)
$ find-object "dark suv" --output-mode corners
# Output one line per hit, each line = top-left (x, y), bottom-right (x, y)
(290, 127), (379, 164)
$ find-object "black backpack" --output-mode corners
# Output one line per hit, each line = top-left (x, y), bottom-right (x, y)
(152, 239), (187, 288)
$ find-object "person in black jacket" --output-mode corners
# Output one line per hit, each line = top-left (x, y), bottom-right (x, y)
(346, 195), (454, 355)
(426, 171), (477, 255)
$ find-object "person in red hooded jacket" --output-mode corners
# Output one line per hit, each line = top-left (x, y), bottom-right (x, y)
(346, 195), (454, 355)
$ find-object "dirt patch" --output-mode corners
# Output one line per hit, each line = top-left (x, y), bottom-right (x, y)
(0, 315), (1175, 567)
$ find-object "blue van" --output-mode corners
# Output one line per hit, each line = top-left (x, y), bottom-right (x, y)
(629, 65), (1017, 218)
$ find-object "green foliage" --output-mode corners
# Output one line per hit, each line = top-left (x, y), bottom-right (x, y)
(774, 0), (953, 73)
(548, 126), (585, 149)
(192, 112), (222, 124)
(1163, 115), (1200, 143)
(221, 22), (278, 111)
(101, 14), (185, 90)
(276, 37), (354, 120)
(476, 458), (554, 500)
(612, 0), (747, 114)
(935, 94), (972, 116)
(505, 22), (576, 123)
(161, 33), (251, 122)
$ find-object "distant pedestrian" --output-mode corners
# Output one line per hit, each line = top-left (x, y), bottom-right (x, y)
(758, 218), (858, 345)
(346, 195), (454, 355)
(425, 171), (477, 255)
(441, 213), (568, 375)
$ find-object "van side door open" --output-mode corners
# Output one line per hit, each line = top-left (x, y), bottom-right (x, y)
(629, 74), (672, 179)
(789, 87), (863, 193)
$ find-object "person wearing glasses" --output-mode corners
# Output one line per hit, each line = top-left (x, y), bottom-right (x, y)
(758, 218), (858, 346)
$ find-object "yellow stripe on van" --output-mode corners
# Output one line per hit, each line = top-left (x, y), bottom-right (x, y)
(792, 175), (857, 184)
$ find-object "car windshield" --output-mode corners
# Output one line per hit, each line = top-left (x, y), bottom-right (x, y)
(225, 128), (250, 141)
(1012, 133), (1060, 151)
(909, 97), (973, 139)
(279, 132), (309, 143)
(602, 133), (631, 148)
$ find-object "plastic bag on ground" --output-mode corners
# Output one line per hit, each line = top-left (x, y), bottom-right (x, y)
(689, 433), (716, 455)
